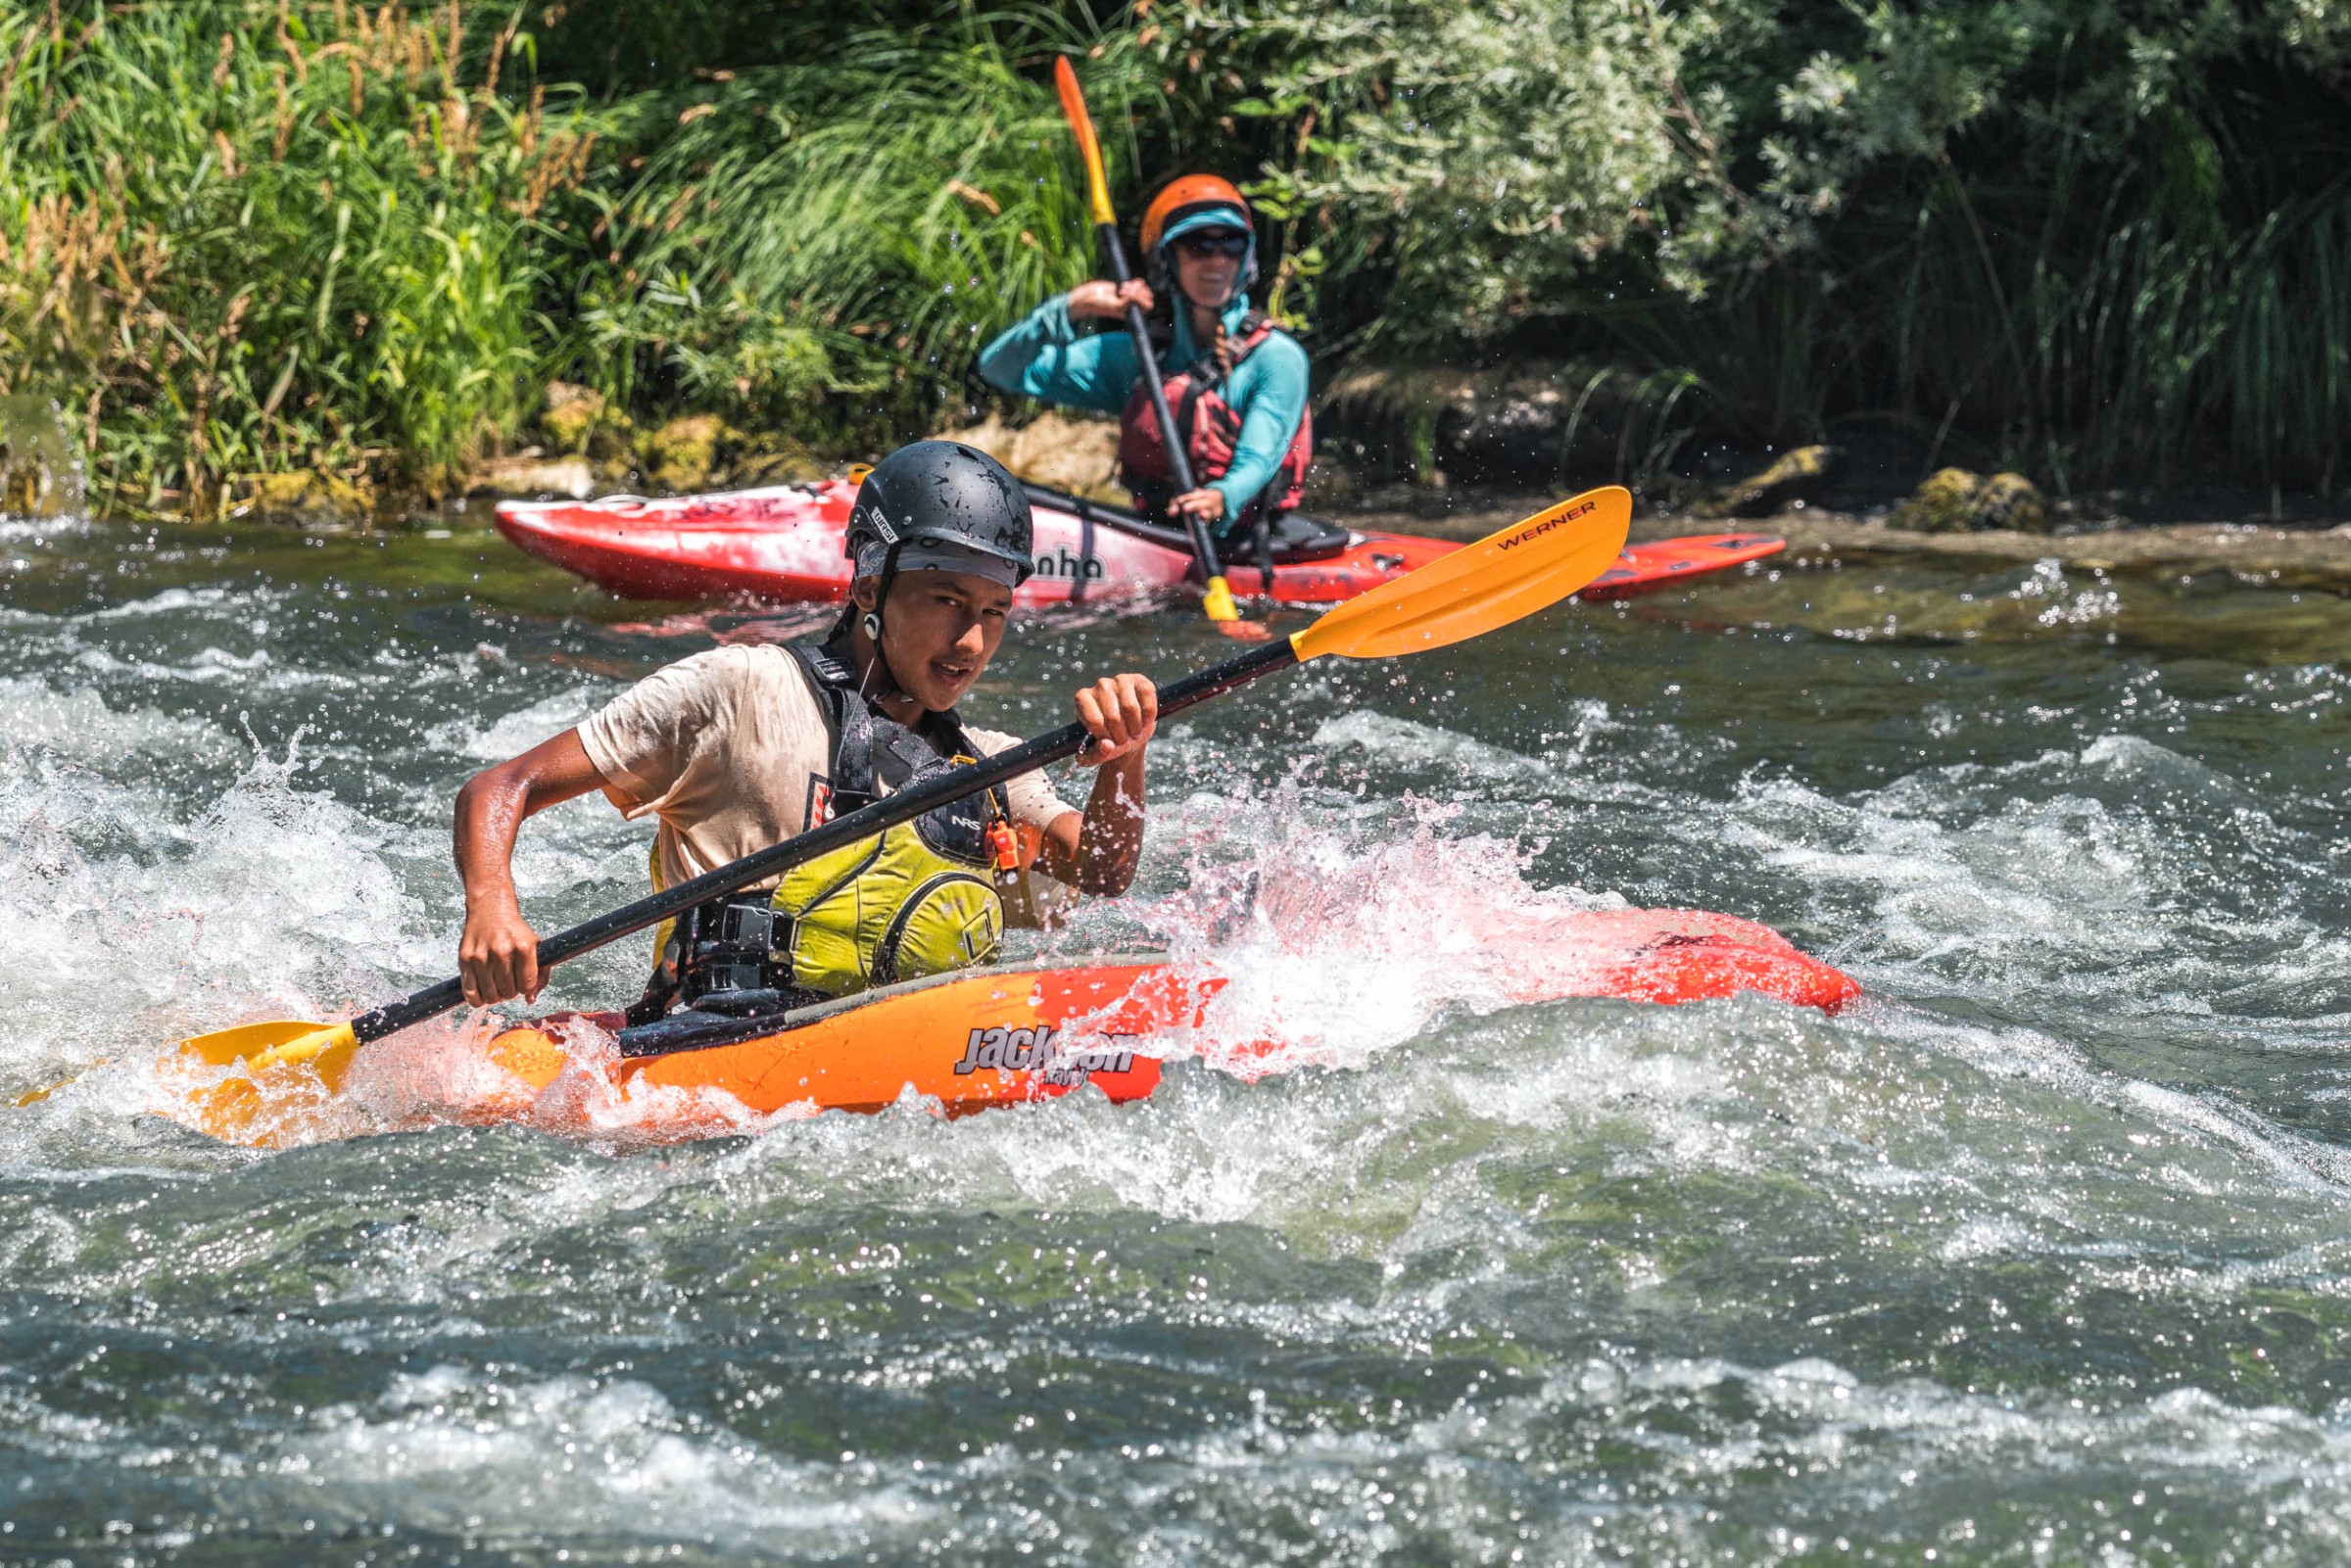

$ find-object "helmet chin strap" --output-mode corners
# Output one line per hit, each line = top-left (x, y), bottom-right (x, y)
(852, 550), (911, 704)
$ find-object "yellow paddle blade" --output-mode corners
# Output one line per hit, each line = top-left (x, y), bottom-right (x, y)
(179, 1018), (340, 1066)
(1205, 573), (1275, 640)
(1290, 485), (1631, 664)
(17, 1017), (346, 1109)
(179, 1018), (359, 1097)
(181, 1020), (360, 1143)
(218, 1021), (360, 1082)
(11, 1074), (72, 1109)
(1054, 57), (1119, 230)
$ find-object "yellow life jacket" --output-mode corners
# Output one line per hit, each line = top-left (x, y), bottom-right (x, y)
(637, 641), (1024, 1022)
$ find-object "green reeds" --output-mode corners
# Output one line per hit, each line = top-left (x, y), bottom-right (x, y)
(0, 0), (600, 517)
(1, 0), (2343, 516)
(568, 6), (1152, 446)
(1587, 161), (2351, 499)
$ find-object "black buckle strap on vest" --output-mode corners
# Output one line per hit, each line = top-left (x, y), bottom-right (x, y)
(683, 895), (786, 1014)
(785, 638), (1010, 839)
(631, 638), (1015, 1025)
(629, 893), (821, 1025)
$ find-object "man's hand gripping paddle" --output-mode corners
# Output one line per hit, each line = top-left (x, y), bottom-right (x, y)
(27, 487), (1630, 1137)
(1052, 57), (1263, 638)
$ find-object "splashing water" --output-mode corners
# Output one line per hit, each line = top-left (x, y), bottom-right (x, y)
(6, 520), (2351, 1562)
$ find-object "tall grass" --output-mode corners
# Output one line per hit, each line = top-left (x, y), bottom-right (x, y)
(1575, 107), (2351, 495)
(1, 0), (2344, 514)
(566, 6), (1152, 445)
(0, 0), (600, 515)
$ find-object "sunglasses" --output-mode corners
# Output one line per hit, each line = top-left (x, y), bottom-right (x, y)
(1174, 230), (1250, 260)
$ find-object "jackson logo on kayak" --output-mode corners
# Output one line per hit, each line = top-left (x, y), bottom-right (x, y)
(1496, 497), (1599, 550)
(1028, 546), (1106, 583)
(953, 1023), (1135, 1085)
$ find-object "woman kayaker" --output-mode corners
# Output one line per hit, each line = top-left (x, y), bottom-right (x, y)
(978, 174), (1314, 563)
(451, 441), (1157, 1020)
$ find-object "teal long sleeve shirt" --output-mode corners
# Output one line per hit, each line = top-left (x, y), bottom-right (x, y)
(978, 292), (1310, 515)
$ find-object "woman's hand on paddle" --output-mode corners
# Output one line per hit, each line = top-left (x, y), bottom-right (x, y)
(1169, 488), (1227, 524)
(1075, 674), (1157, 766)
(459, 899), (544, 1006)
(1070, 279), (1152, 320)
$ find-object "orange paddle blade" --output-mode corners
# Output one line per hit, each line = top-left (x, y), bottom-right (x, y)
(1054, 57), (1119, 229)
(1290, 486), (1632, 663)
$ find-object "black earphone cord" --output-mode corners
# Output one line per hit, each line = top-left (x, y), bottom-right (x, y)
(854, 551), (908, 704)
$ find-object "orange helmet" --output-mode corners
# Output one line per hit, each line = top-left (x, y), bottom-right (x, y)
(1140, 175), (1256, 301)
(1140, 175), (1253, 255)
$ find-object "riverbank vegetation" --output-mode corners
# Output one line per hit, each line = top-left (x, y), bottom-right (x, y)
(2, 0), (2345, 518)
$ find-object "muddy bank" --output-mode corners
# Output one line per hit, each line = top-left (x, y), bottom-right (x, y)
(1760, 511), (2351, 594)
(1334, 491), (2351, 594)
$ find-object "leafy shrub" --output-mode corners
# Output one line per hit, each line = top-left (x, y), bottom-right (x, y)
(1179, 0), (2351, 490)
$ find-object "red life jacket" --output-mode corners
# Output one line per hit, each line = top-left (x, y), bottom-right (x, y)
(1117, 312), (1313, 516)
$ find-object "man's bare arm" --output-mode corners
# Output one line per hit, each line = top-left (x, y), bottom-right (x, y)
(454, 729), (605, 1004)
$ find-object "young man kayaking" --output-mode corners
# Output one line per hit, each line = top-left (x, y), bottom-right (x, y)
(979, 174), (1314, 563)
(452, 441), (1157, 1022)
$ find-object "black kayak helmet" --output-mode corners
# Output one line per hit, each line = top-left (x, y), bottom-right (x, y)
(844, 441), (1035, 594)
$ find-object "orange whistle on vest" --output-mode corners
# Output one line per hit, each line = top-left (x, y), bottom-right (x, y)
(987, 821), (1024, 873)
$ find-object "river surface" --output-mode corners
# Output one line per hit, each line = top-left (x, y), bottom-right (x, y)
(5, 506), (2351, 1563)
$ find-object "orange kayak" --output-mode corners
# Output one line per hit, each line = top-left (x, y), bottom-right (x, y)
(495, 912), (1855, 1126)
(172, 910), (1857, 1146)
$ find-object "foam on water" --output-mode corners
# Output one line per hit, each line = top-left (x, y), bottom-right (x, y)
(11, 520), (2351, 1562)
(0, 675), (237, 772)
(282, 1365), (935, 1548)
(1131, 797), (1629, 1069)
(427, 689), (609, 763)
(0, 751), (427, 1088)
(1724, 729), (2344, 1045)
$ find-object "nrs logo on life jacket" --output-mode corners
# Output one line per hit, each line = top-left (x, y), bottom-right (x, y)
(953, 1022), (1136, 1086)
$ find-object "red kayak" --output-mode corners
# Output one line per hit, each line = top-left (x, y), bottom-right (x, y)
(493, 479), (1781, 608)
(1580, 532), (1788, 599)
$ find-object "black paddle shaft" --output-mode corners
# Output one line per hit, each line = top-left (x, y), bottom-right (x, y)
(344, 636), (1302, 1046)
(1092, 220), (1224, 585)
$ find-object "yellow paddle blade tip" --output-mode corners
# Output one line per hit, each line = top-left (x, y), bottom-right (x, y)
(1202, 577), (1240, 622)
(183, 1020), (361, 1143)
(242, 1021), (359, 1075)
(179, 1018), (338, 1067)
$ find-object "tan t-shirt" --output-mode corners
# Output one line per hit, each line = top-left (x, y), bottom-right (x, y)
(576, 643), (1074, 891)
